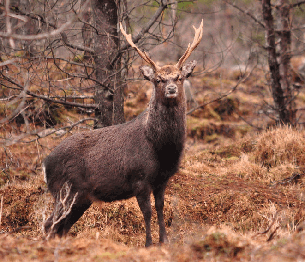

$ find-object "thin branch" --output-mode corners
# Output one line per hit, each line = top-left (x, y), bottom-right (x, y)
(255, 210), (280, 235)
(49, 95), (94, 99)
(290, 1), (305, 9)
(0, 95), (16, 101)
(0, 58), (17, 67)
(0, 72), (30, 124)
(187, 66), (255, 115)
(6, 4), (94, 53)
(270, 172), (303, 187)
(267, 226), (279, 242)
(238, 114), (264, 131)
(45, 182), (78, 240)
(2, 118), (95, 146)
(110, 1), (169, 67)
(0, 18), (74, 40)
(30, 117), (96, 141)
(60, 31), (94, 53)
(0, 0), (91, 41)
(0, 74), (97, 109)
(224, 0), (265, 29)
(25, 91), (97, 109)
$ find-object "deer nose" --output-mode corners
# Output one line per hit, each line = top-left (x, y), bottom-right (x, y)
(165, 84), (178, 98)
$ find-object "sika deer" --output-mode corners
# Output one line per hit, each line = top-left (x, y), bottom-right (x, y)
(43, 20), (203, 247)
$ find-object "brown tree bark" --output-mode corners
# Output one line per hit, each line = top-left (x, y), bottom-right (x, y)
(279, 0), (296, 124)
(262, 0), (291, 125)
(92, 0), (124, 128)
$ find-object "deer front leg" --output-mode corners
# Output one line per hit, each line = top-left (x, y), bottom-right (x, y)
(153, 185), (168, 244)
(136, 192), (152, 247)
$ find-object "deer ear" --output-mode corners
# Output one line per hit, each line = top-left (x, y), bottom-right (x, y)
(140, 65), (155, 81)
(181, 60), (197, 79)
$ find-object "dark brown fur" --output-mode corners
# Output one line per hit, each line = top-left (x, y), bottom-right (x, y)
(43, 61), (197, 246)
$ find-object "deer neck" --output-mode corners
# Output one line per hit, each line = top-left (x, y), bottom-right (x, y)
(145, 90), (187, 151)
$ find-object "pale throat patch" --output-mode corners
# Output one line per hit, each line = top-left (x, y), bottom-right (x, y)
(42, 163), (47, 183)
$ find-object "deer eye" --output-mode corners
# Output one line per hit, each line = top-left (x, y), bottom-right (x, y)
(156, 78), (161, 83)
(174, 75), (182, 82)
(156, 78), (166, 84)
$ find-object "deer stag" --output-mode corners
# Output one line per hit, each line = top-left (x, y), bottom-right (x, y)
(43, 20), (203, 247)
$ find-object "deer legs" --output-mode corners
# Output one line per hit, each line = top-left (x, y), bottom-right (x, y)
(136, 183), (168, 247)
(136, 192), (152, 247)
(153, 185), (168, 244)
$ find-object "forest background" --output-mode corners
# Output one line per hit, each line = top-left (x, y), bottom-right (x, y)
(1, 0), (305, 261)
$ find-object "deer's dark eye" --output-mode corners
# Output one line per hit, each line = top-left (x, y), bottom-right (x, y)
(174, 75), (183, 82)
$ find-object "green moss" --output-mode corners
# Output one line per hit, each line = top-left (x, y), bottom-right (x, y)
(208, 108), (222, 121)
(73, 54), (84, 63)
(236, 125), (251, 136)
(205, 133), (219, 143)
(252, 32), (265, 45)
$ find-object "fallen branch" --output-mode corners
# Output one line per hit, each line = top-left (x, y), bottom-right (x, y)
(45, 182), (78, 240)
(270, 172), (303, 187)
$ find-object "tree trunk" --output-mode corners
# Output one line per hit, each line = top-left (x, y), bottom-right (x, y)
(82, 0), (94, 62)
(92, 0), (124, 128)
(262, 0), (291, 125)
(279, 0), (296, 124)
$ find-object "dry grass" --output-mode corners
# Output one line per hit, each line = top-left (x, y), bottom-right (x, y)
(1, 125), (305, 260)
(254, 126), (305, 168)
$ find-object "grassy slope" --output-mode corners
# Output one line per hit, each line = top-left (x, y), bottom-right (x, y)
(1, 68), (305, 261)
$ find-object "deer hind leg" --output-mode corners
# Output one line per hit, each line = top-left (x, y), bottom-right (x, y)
(136, 191), (152, 247)
(44, 182), (91, 238)
(153, 184), (168, 244)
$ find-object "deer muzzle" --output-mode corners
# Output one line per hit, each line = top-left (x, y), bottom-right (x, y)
(165, 84), (178, 98)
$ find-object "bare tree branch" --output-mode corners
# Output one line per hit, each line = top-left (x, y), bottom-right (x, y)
(0, 74), (97, 109)
(2, 118), (95, 146)
(44, 182), (78, 240)
(5, 4), (95, 53)
(0, 0), (91, 41)
(290, 1), (305, 9)
(224, 0), (265, 29)
(187, 67), (255, 115)
(60, 31), (94, 53)
(0, 19), (74, 40)
(110, 1), (170, 67)
(0, 58), (17, 67)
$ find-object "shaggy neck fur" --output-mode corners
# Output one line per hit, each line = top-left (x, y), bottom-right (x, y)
(145, 84), (187, 155)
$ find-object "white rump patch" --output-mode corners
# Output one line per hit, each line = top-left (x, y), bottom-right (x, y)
(42, 163), (47, 184)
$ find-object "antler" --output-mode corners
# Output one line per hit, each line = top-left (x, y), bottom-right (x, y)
(175, 20), (203, 69)
(120, 23), (161, 71)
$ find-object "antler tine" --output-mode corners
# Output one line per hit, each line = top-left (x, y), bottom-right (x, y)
(176, 19), (204, 69)
(120, 23), (160, 71)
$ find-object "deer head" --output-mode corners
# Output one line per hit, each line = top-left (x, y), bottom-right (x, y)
(120, 21), (203, 104)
